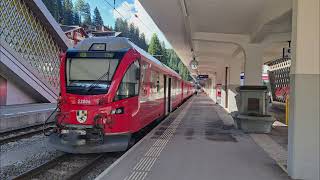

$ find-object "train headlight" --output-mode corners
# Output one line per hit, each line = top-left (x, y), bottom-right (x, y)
(111, 107), (124, 114)
(61, 129), (69, 134)
(116, 108), (124, 114)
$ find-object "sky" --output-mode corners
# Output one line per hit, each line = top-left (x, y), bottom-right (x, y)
(73, 0), (172, 48)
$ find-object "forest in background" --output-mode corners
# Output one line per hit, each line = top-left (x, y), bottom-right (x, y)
(42, 0), (192, 81)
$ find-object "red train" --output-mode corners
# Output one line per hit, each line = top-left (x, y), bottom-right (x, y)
(49, 37), (194, 153)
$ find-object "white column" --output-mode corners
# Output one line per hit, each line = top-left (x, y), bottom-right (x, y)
(243, 44), (263, 85)
(228, 58), (243, 112)
(288, 0), (319, 179)
(212, 74), (217, 101)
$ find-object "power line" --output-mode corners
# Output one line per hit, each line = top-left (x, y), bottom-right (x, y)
(103, 0), (127, 20)
(103, 0), (153, 34)
(122, 1), (133, 12)
(134, 14), (153, 34)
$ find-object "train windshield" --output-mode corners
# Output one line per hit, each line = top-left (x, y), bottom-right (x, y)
(66, 57), (119, 95)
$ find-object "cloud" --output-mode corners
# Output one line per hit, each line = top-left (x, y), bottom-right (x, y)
(111, 0), (172, 48)
(110, 1), (135, 20)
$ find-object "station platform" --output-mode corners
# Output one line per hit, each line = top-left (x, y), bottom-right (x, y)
(96, 95), (290, 180)
(0, 103), (56, 132)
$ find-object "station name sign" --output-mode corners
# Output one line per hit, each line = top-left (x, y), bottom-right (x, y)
(197, 75), (209, 79)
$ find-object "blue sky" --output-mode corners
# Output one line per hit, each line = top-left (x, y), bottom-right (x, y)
(72, 0), (171, 48)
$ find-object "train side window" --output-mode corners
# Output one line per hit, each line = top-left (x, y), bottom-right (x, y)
(114, 60), (140, 101)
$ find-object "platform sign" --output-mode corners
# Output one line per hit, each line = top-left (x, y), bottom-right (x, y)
(197, 75), (209, 80)
(240, 72), (244, 86)
(283, 47), (291, 58)
(216, 84), (222, 104)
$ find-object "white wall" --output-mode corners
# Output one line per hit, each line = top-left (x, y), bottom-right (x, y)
(6, 79), (37, 105)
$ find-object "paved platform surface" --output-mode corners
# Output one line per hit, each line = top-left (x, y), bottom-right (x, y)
(0, 103), (56, 133)
(96, 95), (290, 180)
(0, 103), (56, 117)
(269, 103), (286, 124)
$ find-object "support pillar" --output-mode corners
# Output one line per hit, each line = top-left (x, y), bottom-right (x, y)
(288, 0), (319, 179)
(243, 44), (263, 85)
(228, 58), (243, 112)
(211, 74), (217, 101)
(216, 68), (225, 106)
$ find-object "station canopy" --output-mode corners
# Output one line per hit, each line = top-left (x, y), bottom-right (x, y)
(139, 0), (292, 77)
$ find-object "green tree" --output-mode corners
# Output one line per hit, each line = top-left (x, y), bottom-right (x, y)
(93, 7), (104, 26)
(129, 23), (135, 41)
(134, 27), (140, 44)
(167, 49), (179, 71)
(148, 33), (163, 62)
(83, 3), (92, 25)
(75, 0), (85, 23)
(62, 0), (74, 25)
(114, 18), (122, 31)
(161, 41), (168, 65)
(139, 33), (148, 51)
(74, 12), (80, 25)
(122, 20), (129, 37)
(114, 18), (129, 37)
(57, 0), (63, 23)
(43, 0), (63, 23)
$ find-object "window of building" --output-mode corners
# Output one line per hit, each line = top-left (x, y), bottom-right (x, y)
(114, 60), (140, 101)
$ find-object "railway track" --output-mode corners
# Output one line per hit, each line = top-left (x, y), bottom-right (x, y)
(0, 122), (55, 145)
(13, 153), (108, 180)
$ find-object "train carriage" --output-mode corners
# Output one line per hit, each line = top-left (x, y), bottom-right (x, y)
(49, 37), (193, 153)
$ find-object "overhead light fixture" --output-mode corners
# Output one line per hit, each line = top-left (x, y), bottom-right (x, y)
(190, 56), (198, 70)
(180, 0), (189, 17)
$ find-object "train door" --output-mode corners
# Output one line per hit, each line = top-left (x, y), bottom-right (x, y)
(167, 77), (172, 113)
(139, 62), (150, 127)
(164, 75), (172, 115)
(164, 75), (167, 115)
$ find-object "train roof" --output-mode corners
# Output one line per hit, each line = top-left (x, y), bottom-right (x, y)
(71, 37), (181, 78)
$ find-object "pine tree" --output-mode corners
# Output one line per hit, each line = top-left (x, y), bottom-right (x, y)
(139, 33), (148, 51)
(167, 49), (179, 71)
(161, 41), (168, 65)
(134, 27), (140, 45)
(122, 20), (129, 37)
(62, 0), (74, 25)
(114, 18), (122, 32)
(148, 33), (163, 62)
(75, 0), (85, 23)
(129, 23), (136, 41)
(43, 0), (58, 21)
(74, 12), (80, 25)
(93, 7), (104, 26)
(83, 3), (92, 25)
(75, 0), (85, 11)
(56, 0), (63, 23)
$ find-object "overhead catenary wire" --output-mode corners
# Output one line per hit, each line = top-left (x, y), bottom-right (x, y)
(103, 0), (128, 20)
(134, 14), (154, 33)
(103, 0), (153, 34)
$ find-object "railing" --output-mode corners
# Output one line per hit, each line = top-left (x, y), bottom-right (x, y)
(267, 58), (291, 103)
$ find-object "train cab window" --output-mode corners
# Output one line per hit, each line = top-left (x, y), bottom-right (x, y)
(66, 57), (120, 95)
(115, 60), (140, 101)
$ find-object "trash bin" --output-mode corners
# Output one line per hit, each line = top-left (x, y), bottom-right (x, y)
(233, 86), (275, 133)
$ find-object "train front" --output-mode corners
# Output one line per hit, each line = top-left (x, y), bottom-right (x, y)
(49, 37), (138, 153)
